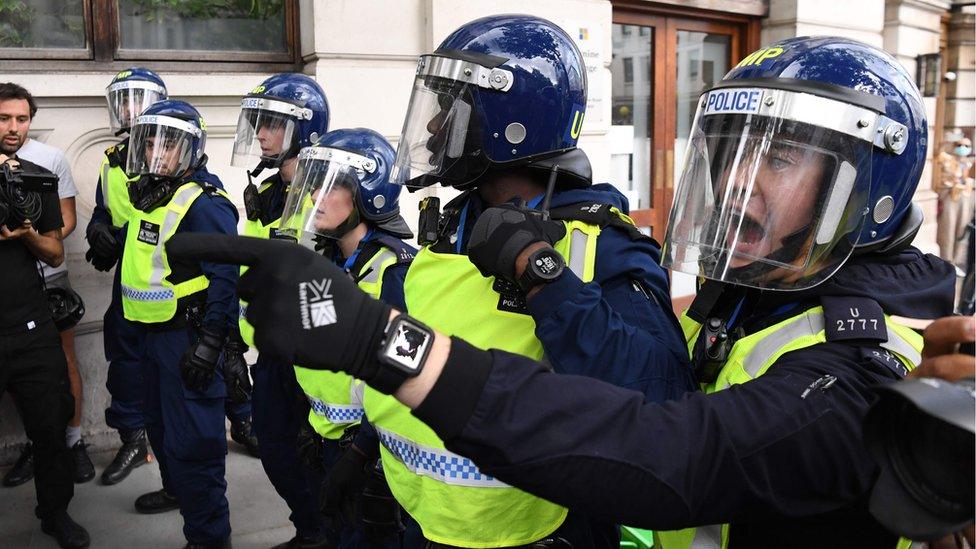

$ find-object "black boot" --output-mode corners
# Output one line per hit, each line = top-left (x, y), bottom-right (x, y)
(70, 440), (95, 484)
(2, 442), (34, 487)
(134, 488), (179, 514)
(230, 417), (260, 458)
(39, 510), (91, 548)
(101, 429), (149, 485)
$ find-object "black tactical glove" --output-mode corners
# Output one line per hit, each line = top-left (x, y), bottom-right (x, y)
(180, 326), (224, 392)
(166, 234), (393, 382)
(360, 463), (404, 541)
(222, 331), (252, 404)
(468, 203), (566, 284)
(85, 222), (120, 272)
(319, 445), (371, 522)
(296, 419), (325, 472)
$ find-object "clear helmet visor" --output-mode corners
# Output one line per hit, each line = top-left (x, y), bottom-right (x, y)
(662, 104), (872, 291)
(106, 81), (166, 133)
(390, 73), (476, 187)
(126, 115), (201, 178)
(231, 98), (302, 169)
(281, 146), (376, 243)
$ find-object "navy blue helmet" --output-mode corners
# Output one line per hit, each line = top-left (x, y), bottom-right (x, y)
(282, 128), (412, 240)
(391, 14), (588, 190)
(232, 73), (330, 170)
(663, 36), (928, 291)
(126, 99), (207, 179)
(105, 67), (168, 134)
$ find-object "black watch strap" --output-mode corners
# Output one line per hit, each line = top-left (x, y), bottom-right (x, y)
(517, 247), (565, 293)
(371, 314), (435, 394)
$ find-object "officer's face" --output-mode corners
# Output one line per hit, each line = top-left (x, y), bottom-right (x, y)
(256, 119), (287, 158)
(724, 142), (826, 268)
(310, 184), (354, 232)
(0, 98), (31, 155)
(145, 136), (183, 176)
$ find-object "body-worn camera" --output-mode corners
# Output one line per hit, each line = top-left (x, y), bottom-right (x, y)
(0, 162), (58, 228)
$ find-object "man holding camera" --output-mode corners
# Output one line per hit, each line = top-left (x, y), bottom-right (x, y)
(0, 84), (90, 547)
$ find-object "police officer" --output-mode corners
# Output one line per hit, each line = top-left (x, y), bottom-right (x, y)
(171, 36), (958, 548)
(87, 70), (258, 491)
(279, 127), (415, 548)
(228, 73), (332, 549)
(86, 68), (167, 486)
(320, 14), (692, 549)
(123, 100), (239, 548)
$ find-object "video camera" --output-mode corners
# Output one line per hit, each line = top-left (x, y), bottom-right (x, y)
(0, 161), (59, 228)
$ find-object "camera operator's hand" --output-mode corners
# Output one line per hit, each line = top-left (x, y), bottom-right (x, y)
(0, 220), (34, 241)
(180, 326), (224, 392)
(909, 315), (975, 382)
(85, 222), (120, 272)
(0, 154), (19, 169)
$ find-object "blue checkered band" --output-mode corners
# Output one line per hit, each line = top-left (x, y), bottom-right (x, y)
(121, 285), (174, 302)
(375, 427), (509, 487)
(239, 304), (248, 319)
(306, 395), (364, 424)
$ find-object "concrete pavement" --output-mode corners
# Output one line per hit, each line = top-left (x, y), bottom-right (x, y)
(0, 441), (296, 548)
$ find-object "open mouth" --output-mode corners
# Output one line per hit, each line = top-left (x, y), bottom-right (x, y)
(737, 212), (766, 244)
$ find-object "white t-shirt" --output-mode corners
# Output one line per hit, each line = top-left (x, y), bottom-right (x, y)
(17, 138), (78, 278)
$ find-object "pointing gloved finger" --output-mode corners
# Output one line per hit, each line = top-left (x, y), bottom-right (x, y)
(167, 233), (273, 267)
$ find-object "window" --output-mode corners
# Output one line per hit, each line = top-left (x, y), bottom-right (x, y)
(0, 0), (298, 70)
(623, 57), (634, 83)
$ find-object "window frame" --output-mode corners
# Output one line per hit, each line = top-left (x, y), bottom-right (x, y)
(0, 0), (301, 72)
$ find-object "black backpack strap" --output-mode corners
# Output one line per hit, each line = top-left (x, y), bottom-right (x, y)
(549, 202), (658, 245)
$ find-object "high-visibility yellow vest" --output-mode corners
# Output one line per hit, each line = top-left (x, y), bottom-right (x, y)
(238, 180), (281, 348)
(363, 212), (622, 548)
(655, 305), (924, 549)
(294, 243), (403, 440)
(120, 182), (228, 323)
(100, 143), (137, 228)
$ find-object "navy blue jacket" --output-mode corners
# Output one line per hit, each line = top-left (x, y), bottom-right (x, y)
(176, 167), (240, 332)
(413, 249), (956, 547)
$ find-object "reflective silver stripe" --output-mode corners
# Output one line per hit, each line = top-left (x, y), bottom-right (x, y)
(360, 250), (397, 285)
(416, 54), (514, 92)
(741, 312), (921, 379)
(306, 394), (364, 424)
(108, 80), (166, 96)
(350, 379), (365, 408)
(742, 312), (824, 378)
(147, 185), (202, 296)
(690, 524), (722, 549)
(240, 96), (312, 120)
(100, 161), (113, 214)
(298, 146), (376, 173)
(133, 114), (202, 137)
(881, 327), (921, 367)
(567, 228), (589, 279)
(375, 427), (509, 488)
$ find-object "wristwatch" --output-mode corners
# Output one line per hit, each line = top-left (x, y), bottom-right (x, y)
(517, 247), (565, 293)
(371, 314), (435, 394)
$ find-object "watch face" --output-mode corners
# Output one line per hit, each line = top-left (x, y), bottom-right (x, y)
(533, 250), (563, 278)
(383, 320), (431, 372)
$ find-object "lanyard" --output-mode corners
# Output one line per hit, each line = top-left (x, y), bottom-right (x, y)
(343, 228), (375, 272)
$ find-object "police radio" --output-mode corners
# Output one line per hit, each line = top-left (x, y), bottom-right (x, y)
(417, 196), (441, 246)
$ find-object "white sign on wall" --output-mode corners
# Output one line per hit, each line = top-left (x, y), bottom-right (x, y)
(558, 20), (604, 126)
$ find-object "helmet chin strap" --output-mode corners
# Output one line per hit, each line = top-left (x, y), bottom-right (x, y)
(317, 209), (361, 241)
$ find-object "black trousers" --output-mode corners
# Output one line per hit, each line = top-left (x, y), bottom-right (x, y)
(0, 321), (74, 517)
